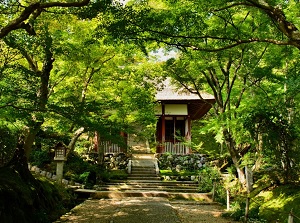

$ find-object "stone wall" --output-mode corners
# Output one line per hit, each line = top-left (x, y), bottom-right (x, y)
(156, 153), (207, 172)
(103, 153), (130, 170)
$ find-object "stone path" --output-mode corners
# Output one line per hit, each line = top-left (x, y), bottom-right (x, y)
(54, 197), (238, 223)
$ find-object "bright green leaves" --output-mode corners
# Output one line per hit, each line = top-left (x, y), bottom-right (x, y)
(99, 0), (300, 52)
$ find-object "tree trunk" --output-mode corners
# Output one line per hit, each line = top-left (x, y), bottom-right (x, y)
(6, 138), (33, 181)
(94, 132), (104, 165)
(23, 35), (54, 159)
(24, 123), (43, 159)
(253, 133), (263, 171)
(67, 127), (85, 157)
(223, 129), (246, 185)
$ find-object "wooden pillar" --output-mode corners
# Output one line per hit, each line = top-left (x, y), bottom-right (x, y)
(187, 115), (192, 153)
(173, 117), (176, 144)
(120, 131), (127, 153)
(161, 103), (165, 153)
(288, 209), (294, 223)
(226, 189), (230, 210)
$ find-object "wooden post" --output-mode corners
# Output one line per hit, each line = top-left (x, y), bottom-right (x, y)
(245, 166), (253, 223)
(288, 209), (294, 223)
(212, 180), (216, 201)
(161, 104), (165, 153)
(245, 196), (250, 223)
(226, 189), (230, 210)
(96, 132), (104, 165)
(187, 115), (192, 153)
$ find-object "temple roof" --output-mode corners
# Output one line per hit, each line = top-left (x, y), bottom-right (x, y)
(155, 78), (214, 101)
(155, 78), (215, 120)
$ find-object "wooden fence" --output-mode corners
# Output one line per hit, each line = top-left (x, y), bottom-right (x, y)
(164, 142), (188, 154)
(100, 141), (122, 154)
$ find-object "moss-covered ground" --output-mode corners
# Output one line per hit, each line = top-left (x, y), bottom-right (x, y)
(250, 184), (300, 222)
(0, 165), (77, 223)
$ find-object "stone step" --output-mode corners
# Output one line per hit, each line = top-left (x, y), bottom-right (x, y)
(131, 171), (157, 175)
(105, 186), (199, 191)
(131, 168), (156, 171)
(106, 181), (198, 188)
(129, 176), (159, 179)
(131, 169), (156, 173)
(95, 187), (199, 193)
(75, 189), (213, 202)
(108, 180), (198, 186)
(105, 182), (198, 188)
(132, 160), (155, 166)
(129, 173), (158, 177)
(131, 154), (155, 160)
(127, 176), (161, 180)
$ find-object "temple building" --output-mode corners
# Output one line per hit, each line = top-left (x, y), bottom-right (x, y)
(94, 78), (215, 155)
(154, 79), (215, 154)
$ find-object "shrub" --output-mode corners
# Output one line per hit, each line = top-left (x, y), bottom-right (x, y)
(0, 125), (18, 167)
(29, 149), (52, 168)
(107, 169), (128, 180)
(198, 166), (221, 192)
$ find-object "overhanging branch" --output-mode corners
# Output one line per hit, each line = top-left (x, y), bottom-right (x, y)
(131, 36), (291, 52)
(0, 0), (90, 38)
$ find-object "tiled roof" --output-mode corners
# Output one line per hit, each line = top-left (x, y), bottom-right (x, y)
(155, 78), (214, 101)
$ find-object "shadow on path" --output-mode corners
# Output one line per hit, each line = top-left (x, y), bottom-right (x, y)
(55, 197), (180, 223)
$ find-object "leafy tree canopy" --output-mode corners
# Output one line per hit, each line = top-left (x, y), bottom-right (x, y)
(99, 0), (300, 51)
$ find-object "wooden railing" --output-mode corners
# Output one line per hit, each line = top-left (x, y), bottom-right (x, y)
(164, 142), (188, 154)
(100, 141), (122, 154)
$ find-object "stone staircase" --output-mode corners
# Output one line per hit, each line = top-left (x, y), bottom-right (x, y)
(75, 154), (212, 202)
(105, 154), (200, 193)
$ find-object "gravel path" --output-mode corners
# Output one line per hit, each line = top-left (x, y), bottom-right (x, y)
(54, 197), (238, 223)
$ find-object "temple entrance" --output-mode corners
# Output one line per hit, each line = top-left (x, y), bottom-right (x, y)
(156, 116), (189, 154)
(165, 117), (185, 143)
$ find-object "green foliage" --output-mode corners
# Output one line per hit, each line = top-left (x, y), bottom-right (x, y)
(198, 166), (220, 192)
(78, 171), (94, 188)
(197, 165), (227, 204)
(222, 200), (246, 221)
(191, 119), (225, 158)
(223, 185), (300, 223)
(160, 169), (198, 176)
(107, 169), (128, 180)
(244, 106), (300, 183)
(0, 164), (76, 223)
(0, 124), (18, 166)
(254, 185), (300, 223)
(63, 152), (128, 186)
(157, 153), (207, 172)
(64, 152), (90, 179)
(101, 0), (300, 53)
(1, 3), (300, 223)
(29, 149), (52, 169)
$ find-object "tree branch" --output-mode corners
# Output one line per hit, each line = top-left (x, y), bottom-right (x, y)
(212, 2), (254, 12)
(67, 127), (85, 156)
(0, 0), (90, 38)
(205, 69), (224, 110)
(136, 36), (292, 52)
(48, 72), (68, 97)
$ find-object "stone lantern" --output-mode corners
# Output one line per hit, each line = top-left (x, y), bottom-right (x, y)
(54, 142), (67, 183)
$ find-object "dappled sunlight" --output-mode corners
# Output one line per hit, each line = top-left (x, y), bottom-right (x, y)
(55, 197), (236, 223)
(172, 204), (238, 223)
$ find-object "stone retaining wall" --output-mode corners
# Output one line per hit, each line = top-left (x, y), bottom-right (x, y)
(28, 164), (83, 188)
(156, 153), (207, 172)
(103, 153), (130, 170)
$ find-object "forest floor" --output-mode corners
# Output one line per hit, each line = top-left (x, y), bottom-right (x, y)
(54, 197), (239, 223)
